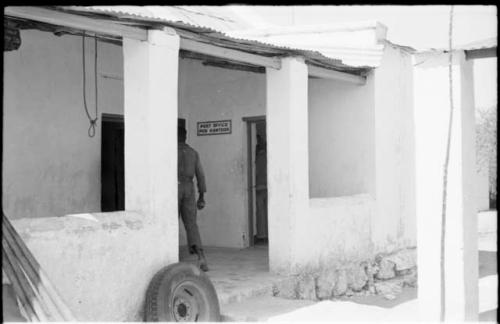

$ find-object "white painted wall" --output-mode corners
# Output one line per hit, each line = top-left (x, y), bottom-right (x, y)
(372, 45), (417, 251)
(3, 30), (124, 219)
(3, 29), (181, 321)
(296, 194), (375, 271)
(11, 211), (167, 321)
(3, 30), (418, 281)
(288, 45), (417, 273)
(308, 76), (375, 198)
(178, 59), (266, 248)
(3, 29), (258, 250)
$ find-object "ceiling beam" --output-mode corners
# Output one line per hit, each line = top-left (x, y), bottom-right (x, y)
(308, 65), (366, 85)
(465, 47), (496, 60)
(202, 61), (265, 74)
(180, 38), (281, 70)
(4, 6), (148, 41)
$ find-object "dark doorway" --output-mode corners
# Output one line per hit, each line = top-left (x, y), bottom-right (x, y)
(101, 114), (124, 212)
(178, 118), (186, 129)
(243, 116), (268, 246)
(254, 120), (268, 244)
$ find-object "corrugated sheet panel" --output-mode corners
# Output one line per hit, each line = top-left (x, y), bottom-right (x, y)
(456, 37), (497, 51)
(61, 6), (249, 32)
(416, 37), (497, 53)
(225, 21), (387, 67)
(57, 6), (384, 70)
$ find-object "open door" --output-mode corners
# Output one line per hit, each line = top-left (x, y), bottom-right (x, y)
(254, 120), (268, 243)
(101, 114), (124, 212)
(244, 116), (268, 246)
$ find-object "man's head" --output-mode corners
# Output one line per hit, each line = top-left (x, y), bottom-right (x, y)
(178, 127), (187, 143)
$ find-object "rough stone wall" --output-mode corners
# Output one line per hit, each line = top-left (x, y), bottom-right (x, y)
(273, 247), (417, 301)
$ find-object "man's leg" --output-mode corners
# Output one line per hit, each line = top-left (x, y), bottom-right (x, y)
(179, 183), (193, 254)
(180, 184), (208, 271)
(256, 190), (264, 239)
(256, 189), (269, 239)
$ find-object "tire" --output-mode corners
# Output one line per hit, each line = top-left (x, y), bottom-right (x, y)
(144, 262), (220, 322)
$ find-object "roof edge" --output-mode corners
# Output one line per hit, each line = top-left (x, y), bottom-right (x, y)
(228, 20), (387, 38)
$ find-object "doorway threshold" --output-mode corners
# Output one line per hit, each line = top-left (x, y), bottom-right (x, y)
(179, 245), (290, 306)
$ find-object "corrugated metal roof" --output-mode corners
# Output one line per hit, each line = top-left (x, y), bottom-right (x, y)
(226, 20), (386, 36)
(46, 6), (497, 68)
(61, 6), (250, 32)
(415, 37), (497, 53)
(455, 37), (497, 51)
(57, 6), (384, 71)
(225, 21), (387, 67)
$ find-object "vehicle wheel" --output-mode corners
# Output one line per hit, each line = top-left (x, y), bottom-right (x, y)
(144, 262), (220, 322)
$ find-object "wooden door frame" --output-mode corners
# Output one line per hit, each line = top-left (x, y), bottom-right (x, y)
(242, 115), (266, 246)
(101, 113), (124, 124)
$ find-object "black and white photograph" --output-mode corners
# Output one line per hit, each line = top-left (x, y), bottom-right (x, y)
(2, 5), (497, 322)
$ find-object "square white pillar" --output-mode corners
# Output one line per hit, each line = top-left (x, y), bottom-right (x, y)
(372, 46), (417, 251)
(413, 51), (478, 321)
(123, 29), (180, 265)
(266, 57), (309, 274)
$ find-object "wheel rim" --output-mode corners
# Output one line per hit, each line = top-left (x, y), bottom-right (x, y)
(171, 281), (207, 322)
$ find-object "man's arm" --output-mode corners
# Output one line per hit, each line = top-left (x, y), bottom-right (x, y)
(195, 152), (206, 210)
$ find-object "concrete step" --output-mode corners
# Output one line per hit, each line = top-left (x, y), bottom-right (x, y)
(215, 275), (294, 306)
(220, 296), (316, 322)
(216, 280), (274, 306)
(179, 246), (290, 306)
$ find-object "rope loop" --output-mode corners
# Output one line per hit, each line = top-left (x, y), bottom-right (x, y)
(82, 32), (99, 138)
(88, 118), (98, 137)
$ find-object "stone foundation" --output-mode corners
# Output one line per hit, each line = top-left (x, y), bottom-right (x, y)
(272, 247), (417, 301)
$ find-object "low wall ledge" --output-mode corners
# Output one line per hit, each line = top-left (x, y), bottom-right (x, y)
(310, 193), (374, 208)
(11, 211), (146, 235)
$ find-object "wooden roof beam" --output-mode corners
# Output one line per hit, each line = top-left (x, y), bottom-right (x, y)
(308, 65), (366, 85)
(4, 6), (148, 41)
(465, 47), (496, 60)
(180, 38), (281, 70)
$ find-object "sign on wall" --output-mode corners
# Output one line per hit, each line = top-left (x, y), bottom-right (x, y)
(197, 120), (232, 136)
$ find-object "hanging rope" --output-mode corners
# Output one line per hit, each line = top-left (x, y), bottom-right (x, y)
(82, 32), (99, 138)
(440, 5), (454, 322)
